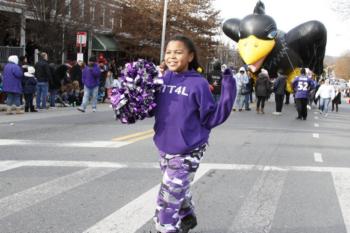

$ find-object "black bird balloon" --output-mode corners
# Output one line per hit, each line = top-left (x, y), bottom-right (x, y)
(223, 0), (327, 92)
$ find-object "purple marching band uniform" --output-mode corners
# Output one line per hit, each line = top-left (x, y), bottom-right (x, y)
(153, 69), (236, 232)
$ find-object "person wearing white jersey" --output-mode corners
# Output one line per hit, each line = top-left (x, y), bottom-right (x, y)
(315, 79), (335, 117)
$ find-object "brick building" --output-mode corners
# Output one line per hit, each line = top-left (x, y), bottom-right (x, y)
(0, 0), (123, 64)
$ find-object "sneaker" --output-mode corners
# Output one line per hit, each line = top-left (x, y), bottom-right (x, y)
(307, 105), (311, 110)
(77, 107), (85, 112)
(273, 112), (282, 115)
(92, 108), (96, 112)
(180, 214), (197, 233)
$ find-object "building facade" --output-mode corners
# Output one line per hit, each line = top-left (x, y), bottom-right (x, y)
(0, 0), (123, 63)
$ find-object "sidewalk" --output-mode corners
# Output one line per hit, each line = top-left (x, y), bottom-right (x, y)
(0, 103), (112, 124)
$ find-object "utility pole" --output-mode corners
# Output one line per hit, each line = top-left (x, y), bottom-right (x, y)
(160, 0), (169, 62)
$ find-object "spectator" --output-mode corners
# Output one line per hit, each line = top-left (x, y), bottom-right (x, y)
(233, 67), (249, 111)
(207, 60), (223, 102)
(292, 68), (315, 120)
(104, 71), (114, 102)
(273, 69), (287, 115)
(315, 79), (335, 117)
(22, 66), (37, 112)
(50, 63), (70, 108)
(34, 52), (52, 110)
(77, 56), (101, 112)
(65, 81), (82, 106)
(70, 60), (84, 87)
(255, 71), (270, 114)
(332, 87), (342, 112)
(2, 55), (24, 114)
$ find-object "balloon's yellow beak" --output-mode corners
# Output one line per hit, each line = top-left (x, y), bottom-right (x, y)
(238, 35), (275, 65)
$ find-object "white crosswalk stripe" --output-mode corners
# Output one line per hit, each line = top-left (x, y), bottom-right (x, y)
(228, 171), (287, 233)
(0, 167), (118, 219)
(83, 166), (211, 233)
(333, 172), (350, 233)
(0, 139), (130, 148)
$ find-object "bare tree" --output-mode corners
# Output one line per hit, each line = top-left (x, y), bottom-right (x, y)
(114, 0), (221, 67)
(334, 52), (350, 80)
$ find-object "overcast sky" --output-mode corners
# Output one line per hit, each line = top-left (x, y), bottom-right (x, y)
(214, 0), (350, 57)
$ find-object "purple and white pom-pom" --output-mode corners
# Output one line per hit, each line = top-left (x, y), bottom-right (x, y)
(110, 59), (164, 124)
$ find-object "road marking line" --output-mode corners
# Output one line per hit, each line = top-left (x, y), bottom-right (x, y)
(0, 161), (25, 172)
(314, 153), (323, 163)
(83, 166), (211, 233)
(125, 133), (154, 143)
(314, 123), (319, 128)
(333, 172), (350, 233)
(112, 129), (153, 141)
(228, 171), (287, 233)
(313, 133), (320, 138)
(0, 139), (129, 148)
(3, 160), (350, 173)
(0, 167), (119, 220)
(314, 116), (319, 120)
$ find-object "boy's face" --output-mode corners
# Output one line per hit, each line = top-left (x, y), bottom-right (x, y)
(164, 40), (193, 73)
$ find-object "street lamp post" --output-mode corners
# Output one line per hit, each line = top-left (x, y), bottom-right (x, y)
(160, 0), (169, 62)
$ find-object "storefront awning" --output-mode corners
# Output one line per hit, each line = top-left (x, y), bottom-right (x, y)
(92, 34), (120, 52)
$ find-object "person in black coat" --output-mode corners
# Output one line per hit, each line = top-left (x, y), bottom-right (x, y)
(255, 71), (270, 114)
(22, 66), (37, 112)
(207, 60), (223, 102)
(49, 63), (71, 107)
(70, 61), (83, 87)
(332, 87), (341, 112)
(273, 70), (287, 115)
(34, 52), (52, 109)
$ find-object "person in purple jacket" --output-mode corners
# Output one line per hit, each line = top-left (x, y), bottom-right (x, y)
(153, 35), (236, 233)
(77, 56), (101, 112)
(292, 68), (315, 120)
(2, 55), (24, 114)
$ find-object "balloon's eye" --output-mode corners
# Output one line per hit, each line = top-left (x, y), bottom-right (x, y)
(267, 30), (277, 39)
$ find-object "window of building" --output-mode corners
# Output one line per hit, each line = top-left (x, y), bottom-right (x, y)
(79, 0), (85, 18)
(65, 0), (71, 17)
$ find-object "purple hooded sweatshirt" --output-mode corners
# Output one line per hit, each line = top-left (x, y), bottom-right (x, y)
(2, 61), (23, 94)
(154, 70), (236, 154)
(82, 63), (101, 88)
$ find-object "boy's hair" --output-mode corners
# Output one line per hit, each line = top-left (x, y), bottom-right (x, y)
(167, 35), (201, 71)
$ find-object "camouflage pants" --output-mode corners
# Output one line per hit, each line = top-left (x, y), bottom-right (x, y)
(154, 144), (206, 233)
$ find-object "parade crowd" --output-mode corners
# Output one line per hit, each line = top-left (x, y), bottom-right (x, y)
(0, 52), (121, 114)
(207, 61), (349, 120)
(0, 54), (349, 118)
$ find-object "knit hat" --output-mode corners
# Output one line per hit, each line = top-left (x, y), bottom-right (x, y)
(24, 66), (35, 77)
(8, 55), (19, 65)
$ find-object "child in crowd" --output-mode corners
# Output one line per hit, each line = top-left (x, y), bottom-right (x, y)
(104, 70), (114, 101)
(153, 35), (236, 233)
(22, 66), (37, 112)
(68, 80), (83, 106)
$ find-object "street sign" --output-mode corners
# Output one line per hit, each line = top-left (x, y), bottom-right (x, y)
(76, 32), (87, 47)
(77, 53), (84, 62)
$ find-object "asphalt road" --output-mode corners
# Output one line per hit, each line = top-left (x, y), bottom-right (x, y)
(0, 97), (349, 233)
